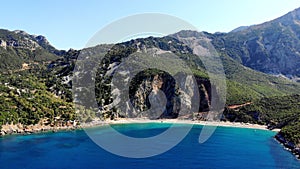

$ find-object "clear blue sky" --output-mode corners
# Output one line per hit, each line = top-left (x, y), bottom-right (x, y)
(2, 0), (300, 50)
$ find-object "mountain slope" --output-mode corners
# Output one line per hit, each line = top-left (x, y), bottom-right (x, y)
(0, 29), (63, 71)
(1, 7), (300, 157)
(172, 30), (300, 104)
(209, 7), (300, 80)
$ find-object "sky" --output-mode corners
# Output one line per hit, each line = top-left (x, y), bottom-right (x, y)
(1, 0), (300, 50)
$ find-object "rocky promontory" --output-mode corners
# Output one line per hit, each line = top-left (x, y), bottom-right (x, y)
(275, 133), (300, 159)
(0, 121), (78, 136)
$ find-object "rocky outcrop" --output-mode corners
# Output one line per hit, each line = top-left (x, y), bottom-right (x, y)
(124, 72), (212, 120)
(0, 29), (63, 55)
(0, 122), (77, 136)
(130, 72), (180, 119)
(171, 8), (300, 80)
(275, 133), (300, 159)
(213, 8), (300, 79)
(0, 30), (40, 50)
(0, 39), (7, 48)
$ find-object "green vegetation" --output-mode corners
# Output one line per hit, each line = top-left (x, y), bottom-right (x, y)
(280, 122), (300, 145)
(0, 73), (74, 127)
(0, 28), (300, 157)
(222, 55), (300, 104)
(223, 94), (300, 145)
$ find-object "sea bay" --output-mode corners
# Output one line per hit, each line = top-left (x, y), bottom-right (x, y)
(0, 123), (299, 169)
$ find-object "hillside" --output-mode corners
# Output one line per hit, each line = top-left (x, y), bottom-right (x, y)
(223, 94), (300, 157)
(0, 7), (300, 158)
(1, 29), (298, 124)
(172, 30), (300, 104)
(208, 7), (300, 80)
(0, 29), (64, 71)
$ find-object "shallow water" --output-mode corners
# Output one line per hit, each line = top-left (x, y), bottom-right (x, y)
(0, 123), (299, 169)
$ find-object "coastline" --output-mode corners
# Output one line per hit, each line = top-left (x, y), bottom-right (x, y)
(0, 118), (280, 137)
(89, 118), (280, 131)
(3, 118), (299, 159)
(0, 123), (78, 137)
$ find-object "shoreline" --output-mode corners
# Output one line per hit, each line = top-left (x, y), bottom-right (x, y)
(86, 118), (280, 132)
(3, 118), (298, 159)
(0, 118), (280, 137)
(0, 123), (79, 137)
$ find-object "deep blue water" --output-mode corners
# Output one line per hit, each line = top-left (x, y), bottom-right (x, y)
(0, 123), (299, 169)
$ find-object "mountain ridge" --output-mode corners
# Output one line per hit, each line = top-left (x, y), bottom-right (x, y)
(209, 7), (300, 80)
(0, 8), (300, 158)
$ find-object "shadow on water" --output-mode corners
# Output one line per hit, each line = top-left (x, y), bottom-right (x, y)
(269, 138), (300, 169)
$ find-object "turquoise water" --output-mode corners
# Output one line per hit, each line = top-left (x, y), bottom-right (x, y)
(0, 123), (299, 169)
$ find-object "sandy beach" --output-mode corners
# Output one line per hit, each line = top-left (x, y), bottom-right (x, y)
(1, 118), (280, 137)
(95, 118), (281, 132)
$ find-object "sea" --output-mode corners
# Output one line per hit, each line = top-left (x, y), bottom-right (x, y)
(0, 123), (299, 169)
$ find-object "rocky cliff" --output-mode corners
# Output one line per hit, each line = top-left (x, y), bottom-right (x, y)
(126, 71), (212, 119)
(1, 7), (300, 158)
(86, 40), (214, 120)
(209, 8), (300, 80)
(0, 29), (64, 71)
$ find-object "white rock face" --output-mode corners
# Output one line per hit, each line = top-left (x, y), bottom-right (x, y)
(0, 40), (7, 48)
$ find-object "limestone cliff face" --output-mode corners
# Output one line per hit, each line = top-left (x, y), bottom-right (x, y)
(130, 73), (180, 119)
(121, 72), (212, 119)
(93, 53), (213, 120)
(88, 38), (215, 120)
(0, 30), (52, 50)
